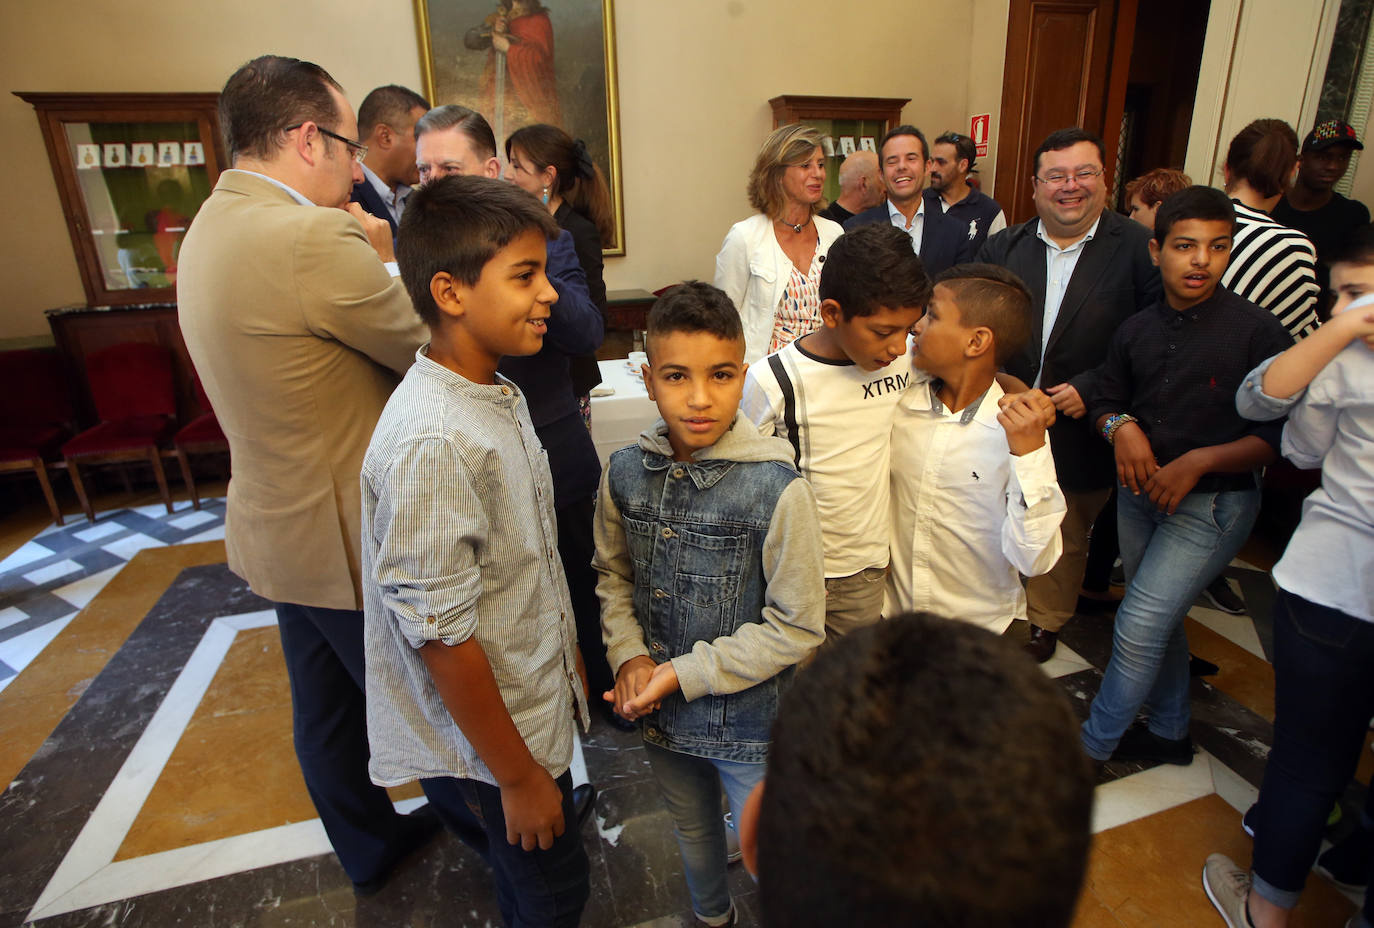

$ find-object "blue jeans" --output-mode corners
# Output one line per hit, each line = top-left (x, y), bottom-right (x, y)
(1250, 589), (1374, 919)
(644, 741), (765, 923)
(1081, 486), (1259, 759)
(421, 772), (590, 928)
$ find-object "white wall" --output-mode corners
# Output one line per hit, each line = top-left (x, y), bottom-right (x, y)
(0, 0), (1007, 341)
(1185, 0), (1337, 188)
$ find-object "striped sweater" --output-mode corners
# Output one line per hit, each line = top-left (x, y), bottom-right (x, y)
(1220, 199), (1320, 339)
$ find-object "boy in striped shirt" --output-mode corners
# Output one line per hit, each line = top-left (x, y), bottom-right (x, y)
(361, 175), (591, 926)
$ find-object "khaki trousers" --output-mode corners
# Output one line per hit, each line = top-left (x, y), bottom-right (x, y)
(1025, 486), (1113, 632)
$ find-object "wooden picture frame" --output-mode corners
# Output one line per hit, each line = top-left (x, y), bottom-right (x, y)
(414, 0), (625, 255)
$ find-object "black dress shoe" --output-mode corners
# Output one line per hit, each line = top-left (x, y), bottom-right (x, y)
(353, 804), (444, 896)
(1023, 624), (1057, 663)
(572, 783), (597, 829)
(1189, 654), (1221, 677)
(1110, 723), (1194, 765)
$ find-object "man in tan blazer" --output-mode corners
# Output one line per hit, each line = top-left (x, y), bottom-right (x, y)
(177, 55), (434, 893)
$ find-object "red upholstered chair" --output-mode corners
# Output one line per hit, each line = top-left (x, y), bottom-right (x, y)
(0, 349), (75, 526)
(173, 376), (228, 511)
(61, 342), (177, 522)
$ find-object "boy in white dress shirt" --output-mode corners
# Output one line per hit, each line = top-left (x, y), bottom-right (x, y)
(886, 264), (1066, 632)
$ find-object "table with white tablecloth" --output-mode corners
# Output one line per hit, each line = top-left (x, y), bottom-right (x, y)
(589, 358), (660, 467)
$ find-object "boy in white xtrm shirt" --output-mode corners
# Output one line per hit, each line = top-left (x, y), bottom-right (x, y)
(743, 223), (931, 637)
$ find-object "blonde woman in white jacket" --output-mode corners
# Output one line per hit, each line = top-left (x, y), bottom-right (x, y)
(714, 124), (846, 363)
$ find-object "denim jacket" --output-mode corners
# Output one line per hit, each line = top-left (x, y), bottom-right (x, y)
(593, 412), (826, 762)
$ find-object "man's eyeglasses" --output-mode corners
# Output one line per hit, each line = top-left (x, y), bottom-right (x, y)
(1034, 168), (1103, 187)
(286, 123), (368, 164)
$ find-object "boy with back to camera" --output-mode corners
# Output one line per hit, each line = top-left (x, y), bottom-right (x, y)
(735, 612), (1095, 928)
(1079, 186), (1293, 768)
(593, 281), (826, 928)
(742, 222), (932, 637)
(360, 175), (591, 927)
(886, 263), (1066, 632)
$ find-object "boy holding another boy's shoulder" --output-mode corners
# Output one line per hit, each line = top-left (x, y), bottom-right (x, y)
(886, 264), (1066, 632)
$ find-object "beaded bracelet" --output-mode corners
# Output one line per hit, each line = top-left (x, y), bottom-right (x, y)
(1101, 413), (1138, 444)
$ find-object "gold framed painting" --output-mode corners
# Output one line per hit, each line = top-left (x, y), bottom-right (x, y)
(414, 0), (625, 255)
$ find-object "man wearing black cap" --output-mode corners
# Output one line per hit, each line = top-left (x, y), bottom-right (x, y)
(1273, 120), (1371, 312)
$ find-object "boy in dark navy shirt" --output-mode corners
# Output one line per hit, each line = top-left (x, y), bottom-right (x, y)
(1079, 186), (1293, 766)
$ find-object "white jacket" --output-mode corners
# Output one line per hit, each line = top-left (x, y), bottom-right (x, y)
(713, 212), (846, 363)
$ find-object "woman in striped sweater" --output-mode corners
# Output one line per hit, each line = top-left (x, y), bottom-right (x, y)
(1221, 119), (1320, 339)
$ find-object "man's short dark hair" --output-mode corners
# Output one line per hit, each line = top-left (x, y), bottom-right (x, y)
(933, 263), (1034, 365)
(1330, 222), (1374, 267)
(413, 104), (497, 159)
(645, 281), (743, 359)
(1153, 185), (1236, 243)
(396, 175), (559, 327)
(758, 612), (1094, 928)
(1033, 127), (1106, 177)
(219, 55), (343, 162)
(934, 131), (977, 170)
(878, 124), (930, 162)
(819, 224), (932, 320)
(357, 85), (430, 137)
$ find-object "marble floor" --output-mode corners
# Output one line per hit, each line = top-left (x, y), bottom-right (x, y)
(0, 484), (1366, 927)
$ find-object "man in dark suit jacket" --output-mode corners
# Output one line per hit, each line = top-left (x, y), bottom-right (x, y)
(976, 127), (1161, 663)
(844, 125), (974, 276)
(350, 85), (430, 238)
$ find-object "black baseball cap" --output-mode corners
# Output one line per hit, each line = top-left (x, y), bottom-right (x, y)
(1303, 120), (1364, 152)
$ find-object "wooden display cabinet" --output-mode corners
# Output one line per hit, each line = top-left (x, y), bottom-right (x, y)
(767, 95), (910, 203)
(16, 92), (226, 307)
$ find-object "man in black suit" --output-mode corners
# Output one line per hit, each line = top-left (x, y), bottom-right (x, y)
(844, 125), (973, 276)
(976, 127), (1161, 663)
(350, 85), (430, 238)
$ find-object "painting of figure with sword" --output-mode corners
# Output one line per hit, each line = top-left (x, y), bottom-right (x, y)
(466, 0), (563, 135)
(421, 0), (623, 251)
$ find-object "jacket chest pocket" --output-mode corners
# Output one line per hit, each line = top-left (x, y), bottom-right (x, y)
(621, 515), (657, 576)
(673, 528), (747, 607)
(747, 260), (777, 286)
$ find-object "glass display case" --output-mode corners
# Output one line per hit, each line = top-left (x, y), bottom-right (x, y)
(17, 92), (225, 306)
(768, 95), (910, 203)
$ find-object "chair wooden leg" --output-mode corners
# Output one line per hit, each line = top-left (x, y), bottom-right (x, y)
(30, 457), (64, 527)
(175, 447), (201, 511)
(148, 447), (174, 514)
(65, 456), (96, 523)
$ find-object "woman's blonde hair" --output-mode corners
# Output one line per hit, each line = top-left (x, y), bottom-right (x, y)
(747, 124), (826, 219)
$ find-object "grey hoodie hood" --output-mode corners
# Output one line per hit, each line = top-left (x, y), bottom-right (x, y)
(637, 410), (796, 467)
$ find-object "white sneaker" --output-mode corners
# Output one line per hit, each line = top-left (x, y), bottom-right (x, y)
(723, 811), (742, 864)
(1202, 853), (1252, 927)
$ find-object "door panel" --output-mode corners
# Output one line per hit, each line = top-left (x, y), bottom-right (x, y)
(995, 0), (1136, 224)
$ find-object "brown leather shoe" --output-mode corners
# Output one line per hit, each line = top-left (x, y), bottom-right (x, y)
(1023, 624), (1057, 663)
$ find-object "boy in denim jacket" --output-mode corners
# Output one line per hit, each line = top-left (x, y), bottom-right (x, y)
(593, 281), (826, 927)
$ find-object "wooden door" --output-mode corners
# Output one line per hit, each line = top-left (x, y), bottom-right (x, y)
(994, 0), (1138, 225)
